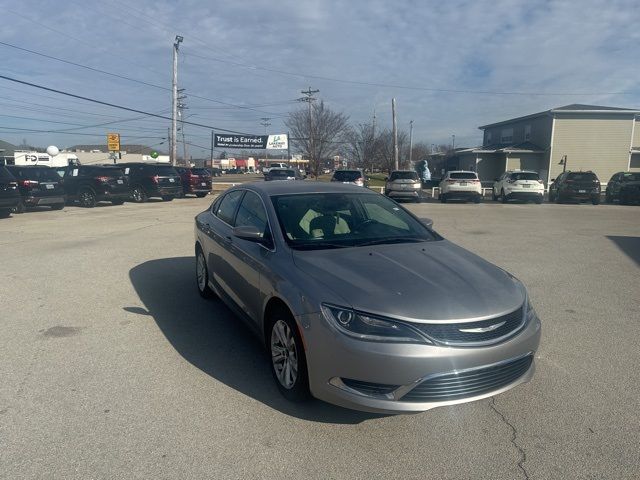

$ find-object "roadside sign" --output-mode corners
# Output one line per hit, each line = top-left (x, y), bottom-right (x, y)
(107, 133), (121, 151)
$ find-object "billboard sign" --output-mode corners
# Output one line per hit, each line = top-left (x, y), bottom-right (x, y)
(214, 133), (288, 149)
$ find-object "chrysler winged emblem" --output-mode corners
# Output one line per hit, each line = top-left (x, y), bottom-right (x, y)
(458, 321), (506, 333)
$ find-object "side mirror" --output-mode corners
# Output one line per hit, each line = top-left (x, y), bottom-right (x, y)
(419, 217), (434, 229)
(550, 178), (555, 182)
(233, 225), (264, 242)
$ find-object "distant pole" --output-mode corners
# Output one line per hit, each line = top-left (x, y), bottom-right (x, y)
(167, 127), (171, 160)
(210, 130), (214, 166)
(287, 131), (291, 161)
(260, 117), (272, 134)
(171, 35), (183, 166)
(409, 120), (414, 166)
(452, 134), (455, 151)
(371, 108), (376, 172)
(392, 98), (398, 170)
(299, 87), (319, 175)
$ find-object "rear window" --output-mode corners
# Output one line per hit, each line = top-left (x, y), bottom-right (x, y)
(333, 170), (362, 182)
(389, 171), (418, 181)
(82, 167), (124, 177)
(567, 172), (598, 181)
(152, 166), (179, 176)
(509, 172), (539, 181)
(8, 167), (61, 181)
(449, 172), (478, 179)
(0, 166), (14, 179)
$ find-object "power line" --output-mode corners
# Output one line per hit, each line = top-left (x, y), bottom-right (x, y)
(0, 74), (254, 135)
(0, 125), (164, 139)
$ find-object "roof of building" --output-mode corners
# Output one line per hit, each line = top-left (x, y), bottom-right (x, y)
(461, 141), (546, 154)
(0, 139), (17, 156)
(479, 104), (640, 129)
(67, 144), (165, 155)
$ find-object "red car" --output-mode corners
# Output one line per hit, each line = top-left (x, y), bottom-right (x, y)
(175, 167), (212, 198)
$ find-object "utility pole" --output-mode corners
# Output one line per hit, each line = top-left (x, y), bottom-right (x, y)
(210, 130), (214, 167)
(371, 108), (376, 172)
(178, 88), (188, 165)
(409, 120), (414, 166)
(392, 98), (398, 170)
(452, 134), (455, 151)
(298, 87), (319, 175)
(171, 35), (183, 166)
(167, 127), (171, 160)
(260, 117), (272, 134)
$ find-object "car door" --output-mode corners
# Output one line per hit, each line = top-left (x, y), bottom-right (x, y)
(221, 190), (274, 323)
(204, 189), (245, 302)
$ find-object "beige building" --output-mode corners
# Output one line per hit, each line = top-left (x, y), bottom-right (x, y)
(458, 104), (640, 184)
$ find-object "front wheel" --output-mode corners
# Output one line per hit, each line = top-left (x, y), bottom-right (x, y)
(78, 188), (97, 208)
(131, 186), (147, 203)
(14, 199), (26, 214)
(268, 312), (310, 402)
(0, 209), (11, 218)
(473, 195), (481, 204)
(161, 195), (174, 202)
(534, 196), (543, 204)
(591, 196), (600, 205)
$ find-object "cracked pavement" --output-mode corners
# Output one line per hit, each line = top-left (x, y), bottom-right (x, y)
(1, 197), (639, 479)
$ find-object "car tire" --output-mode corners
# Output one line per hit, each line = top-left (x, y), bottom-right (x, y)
(111, 199), (125, 205)
(196, 192), (208, 198)
(14, 199), (26, 214)
(195, 246), (215, 299)
(591, 196), (600, 205)
(534, 195), (543, 205)
(131, 186), (147, 203)
(605, 192), (612, 203)
(555, 193), (563, 204)
(51, 204), (65, 210)
(78, 188), (97, 208)
(548, 191), (555, 202)
(501, 189), (508, 203)
(268, 308), (310, 403)
(473, 195), (481, 204)
(0, 208), (12, 218)
(492, 189), (498, 201)
(161, 196), (174, 202)
(440, 194), (447, 203)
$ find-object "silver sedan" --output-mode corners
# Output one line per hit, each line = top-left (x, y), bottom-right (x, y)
(194, 181), (541, 413)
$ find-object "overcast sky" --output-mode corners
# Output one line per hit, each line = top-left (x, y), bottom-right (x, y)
(1, 0), (639, 156)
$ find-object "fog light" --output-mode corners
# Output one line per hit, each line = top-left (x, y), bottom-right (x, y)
(337, 310), (353, 326)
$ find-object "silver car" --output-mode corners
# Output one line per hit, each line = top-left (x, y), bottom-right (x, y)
(194, 182), (540, 413)
(385, 170), (422, 202)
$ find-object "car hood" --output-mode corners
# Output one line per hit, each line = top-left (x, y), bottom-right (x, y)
(292, 240), (525, 321)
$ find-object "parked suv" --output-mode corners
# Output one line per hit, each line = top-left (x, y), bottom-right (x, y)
(120, 163), (182, 202)
(330, 169), (368, 187)
(175, 167), (212, 198)
(384, 170), (422, 202)
(55, 165), (130, 208)
(549, 171), (601, 204)
(6, 165), (66, 212)
(439, 171), (482, 203)
(493, 170), (544, 204)
(0, 166), (20, 218)
(605, 172), (640, 205)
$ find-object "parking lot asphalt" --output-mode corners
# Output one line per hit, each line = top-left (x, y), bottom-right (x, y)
(1, 195), (639, 479)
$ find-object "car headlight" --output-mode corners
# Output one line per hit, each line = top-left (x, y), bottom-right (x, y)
(321, 304), (431, 344)
(525, 297), (537, 323)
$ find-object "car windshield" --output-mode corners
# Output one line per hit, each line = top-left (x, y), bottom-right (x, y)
(621, 173), (640, 181)
(333, 171), (362, 182)
(510, 172), (539, 181)
(272, 192), (437, 250)
(390, 171), (418, 181)
(449, 172), (477, 179)
(567, 172), (597, 181)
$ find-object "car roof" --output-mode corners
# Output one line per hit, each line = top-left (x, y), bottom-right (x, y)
(506, 170), (537, 174)
(448, 170), (477, 174)
(241, 180), (371, 196)
(390, 170), (417, 173)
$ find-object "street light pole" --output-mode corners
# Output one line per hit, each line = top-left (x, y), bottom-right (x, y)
(409, 120), (414, 166)
(392, 98), (398, 170)
(171, 35), (183, 166)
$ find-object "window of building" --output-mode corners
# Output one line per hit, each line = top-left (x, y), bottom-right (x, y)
(500, 128), (513, 144)
(485, 131), (492, 144)
(524, 124), (531, 141)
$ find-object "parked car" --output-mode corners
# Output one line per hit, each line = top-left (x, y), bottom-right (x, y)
(263, 163), (289, 174)
(6, 165), (65, 212)
(0, 166), (20, 218)
(264, 168), (304, 181)
(54, 165), (130, 208)
(548, 171), (601, 204)
(175, 167), (212, 198)
(207, 167), (222, 177)
(120, 163), (182, 202)
(492, 170), (544, 204)
(194, 181), (540, 413)
(605, 171), (640, 205)
(226, 168), (245, 175)
(384, 170), (422, 202)
(330, 169), (368, 187)
(439, 171), (482, 203)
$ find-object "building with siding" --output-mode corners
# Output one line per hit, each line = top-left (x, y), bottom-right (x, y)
(458, 104), (640, 185)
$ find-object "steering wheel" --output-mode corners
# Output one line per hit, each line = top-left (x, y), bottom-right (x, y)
(355, 219), (376, 231)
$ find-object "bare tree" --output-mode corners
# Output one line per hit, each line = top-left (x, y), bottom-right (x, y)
(343, 122), (378, 171)
(377, 129), (409, 173)
(286, 101), (349, 177)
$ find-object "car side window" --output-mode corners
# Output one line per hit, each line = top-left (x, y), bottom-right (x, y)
(235, 191), (268, 234)
(216, 190), (244, 225)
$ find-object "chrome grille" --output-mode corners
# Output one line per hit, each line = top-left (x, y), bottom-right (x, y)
(401, 354), (533, 402)
(411, 306), (525, 345)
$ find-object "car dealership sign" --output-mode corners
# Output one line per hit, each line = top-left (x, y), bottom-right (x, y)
(214, 133), (288, 150)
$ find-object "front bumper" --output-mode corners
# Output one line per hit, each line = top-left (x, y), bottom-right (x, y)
(442, 189), (481, 199)
(505, 190), (543, 200)
(387, 189), (420, 199)
(300, 310), (541, 414)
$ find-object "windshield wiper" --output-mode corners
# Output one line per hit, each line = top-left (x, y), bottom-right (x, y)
(291, 242), (351, 250)
(358, 237), (427, 246)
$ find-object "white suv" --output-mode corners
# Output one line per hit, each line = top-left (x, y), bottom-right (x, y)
(493, 170), (544, 204)
(439, 171), (482, 203)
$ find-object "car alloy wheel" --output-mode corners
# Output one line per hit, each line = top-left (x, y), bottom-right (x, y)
(79, 188), (96, 208)
(271, 320), (298, 390)
(132, 186), (147, 203)
(196, 248), (215, 298)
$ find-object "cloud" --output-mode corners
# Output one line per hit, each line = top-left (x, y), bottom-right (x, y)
(1, 0), (638, 154)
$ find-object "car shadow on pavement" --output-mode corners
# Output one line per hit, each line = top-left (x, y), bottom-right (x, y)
(129, 256), (386, 424)
(607, 236), (640, 266)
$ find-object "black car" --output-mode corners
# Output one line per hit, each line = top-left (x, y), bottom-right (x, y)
(549, 171), (601, 204)
(0, 166), (20, 218)
(6, 165), (65, 212)
(55, 165), (130, 208)
(605, 171), (640, 205)
(120, 163), (182, 202)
